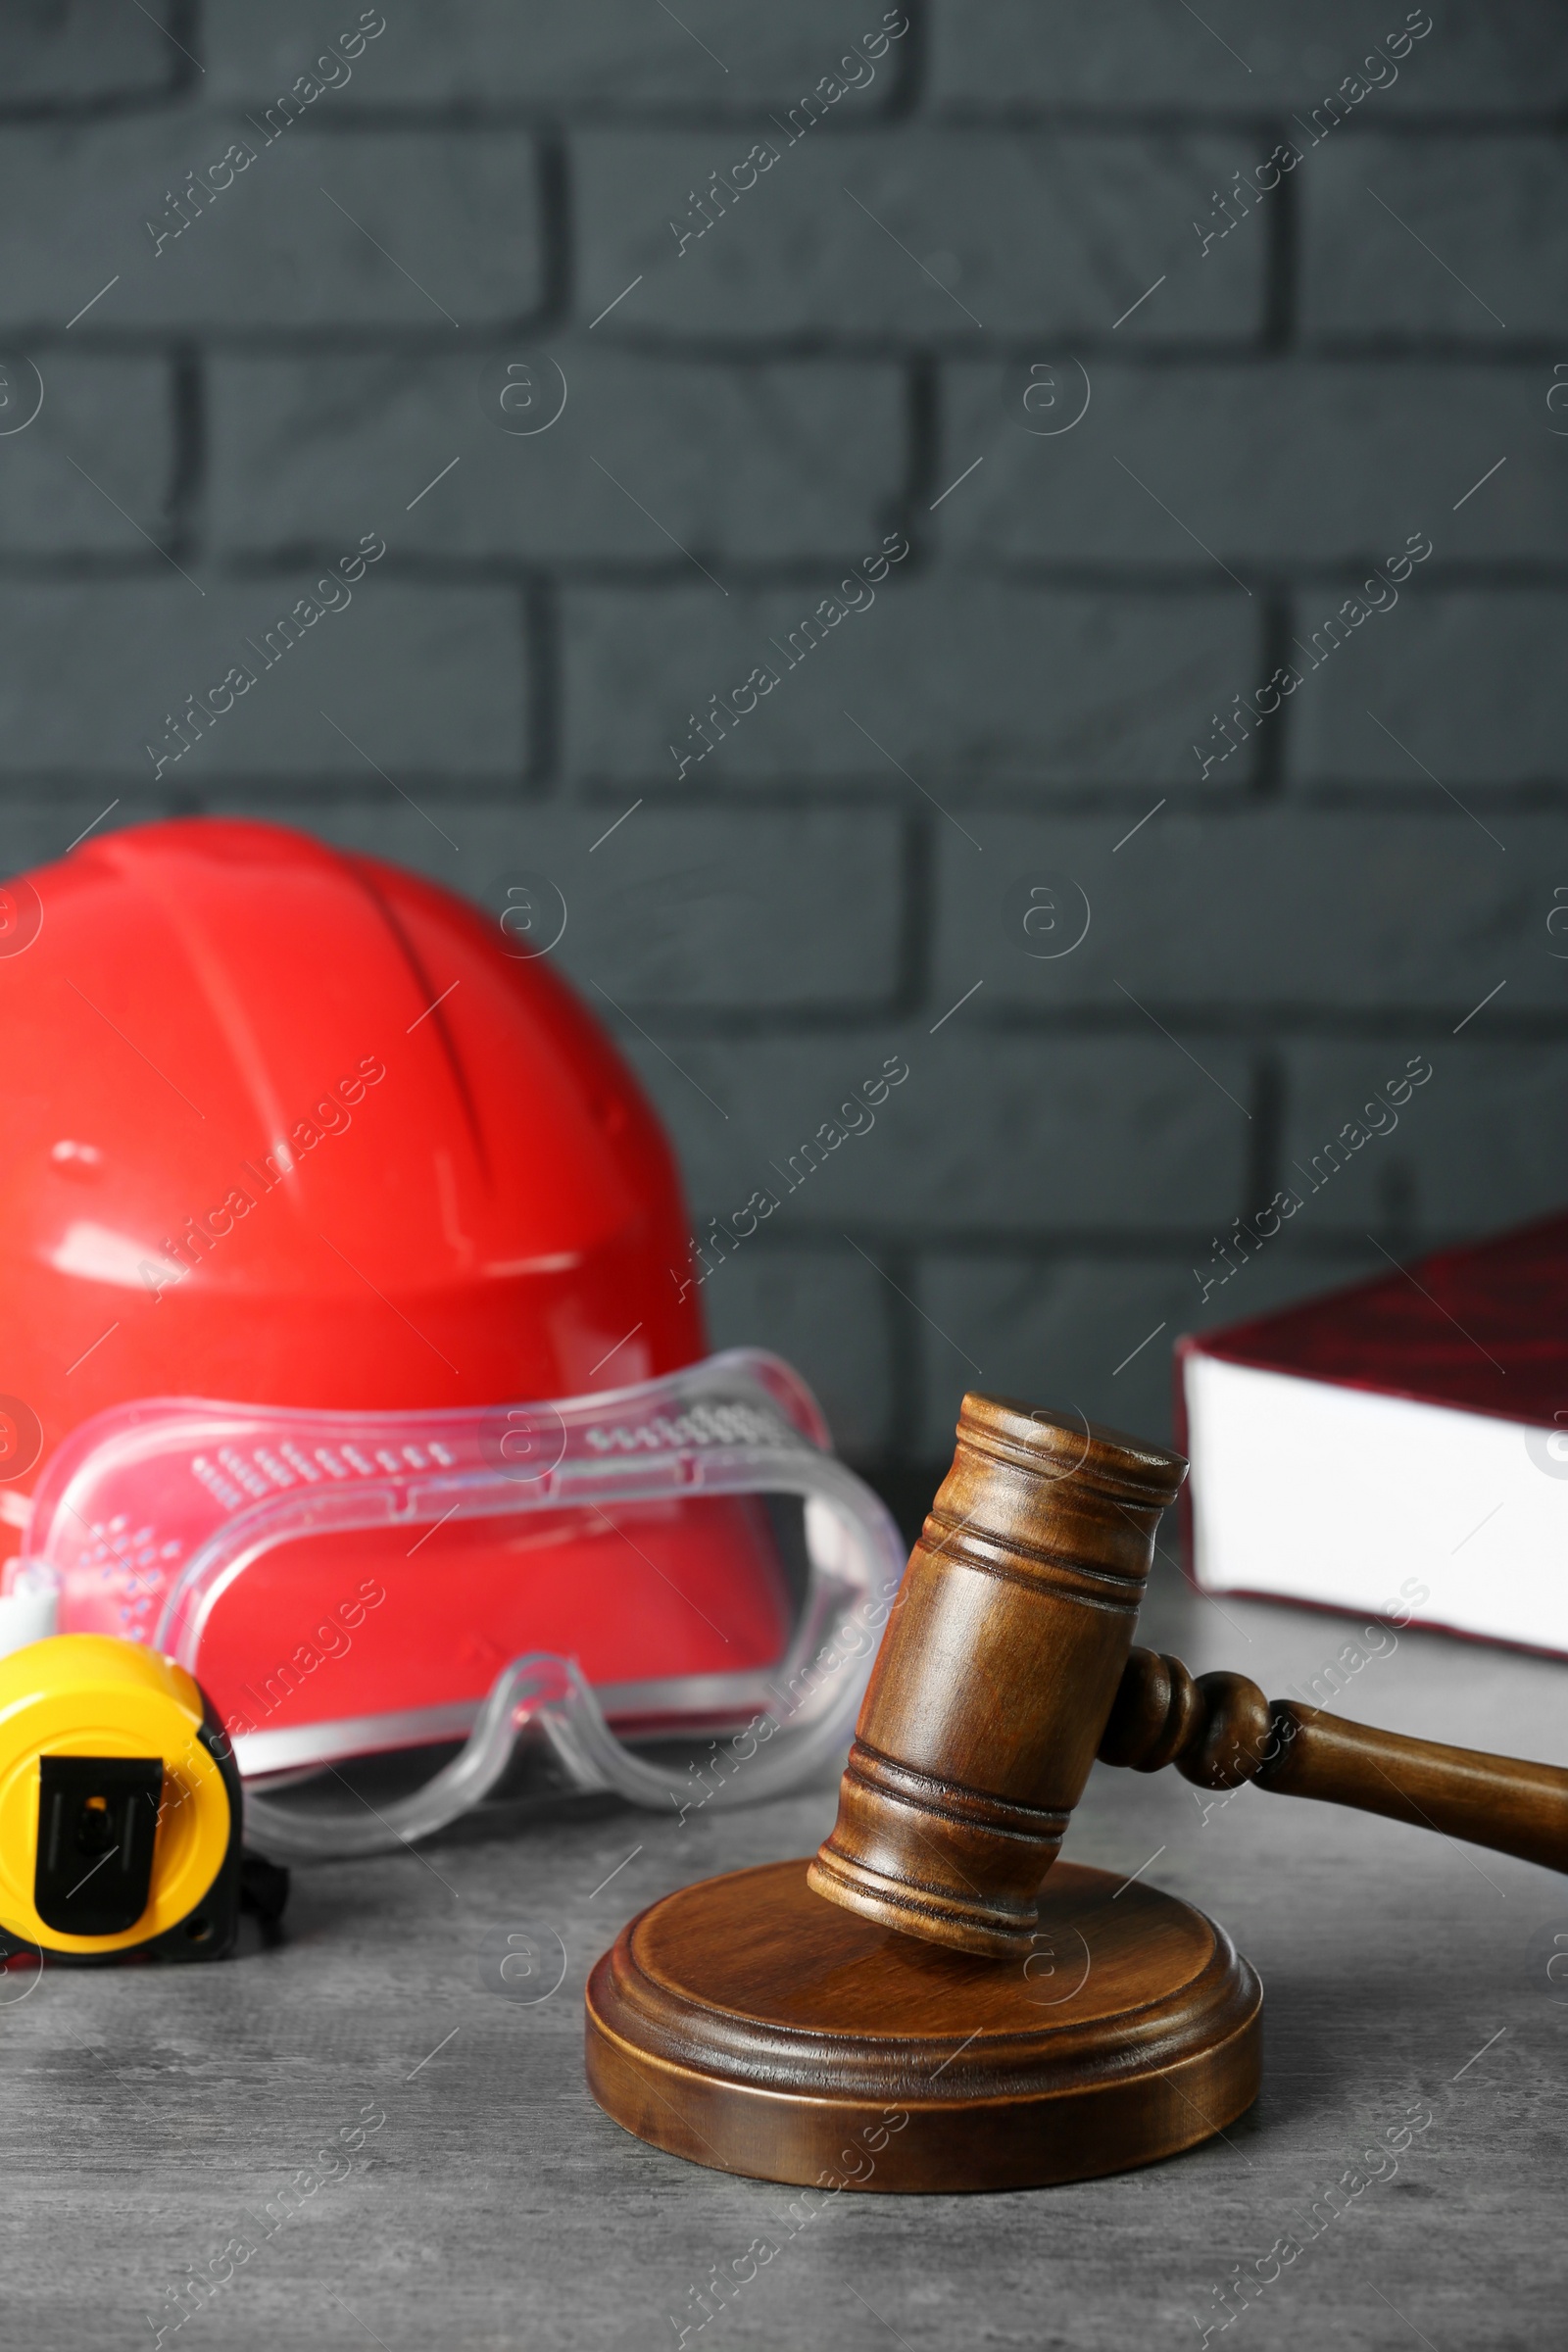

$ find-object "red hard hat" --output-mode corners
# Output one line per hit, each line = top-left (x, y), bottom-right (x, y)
(0, 816), (705, 1550)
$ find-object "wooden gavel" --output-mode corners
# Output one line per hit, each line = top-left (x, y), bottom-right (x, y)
(808, 1393), (1568, 1958)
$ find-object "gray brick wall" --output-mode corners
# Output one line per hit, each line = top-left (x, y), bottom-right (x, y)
(5, 0), (1565, 1478)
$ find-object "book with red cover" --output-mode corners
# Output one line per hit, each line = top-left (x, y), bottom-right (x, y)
(1174, 1211), (1568, 1659)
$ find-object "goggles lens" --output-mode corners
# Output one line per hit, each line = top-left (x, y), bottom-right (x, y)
(14, 1351), (904, 1856)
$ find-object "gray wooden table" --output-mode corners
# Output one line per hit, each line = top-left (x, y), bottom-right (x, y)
(4, 1566), (1564, 2351)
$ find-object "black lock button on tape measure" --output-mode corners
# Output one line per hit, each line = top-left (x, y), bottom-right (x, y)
(0, 1635), (282, 1964)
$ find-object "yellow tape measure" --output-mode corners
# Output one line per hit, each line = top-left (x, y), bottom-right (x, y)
(0, 1635), (243, 1962)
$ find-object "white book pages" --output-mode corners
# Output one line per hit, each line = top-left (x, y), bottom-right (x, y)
(1183, 1352), (1568, 1656)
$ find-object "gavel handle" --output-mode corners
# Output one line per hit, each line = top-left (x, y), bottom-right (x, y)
(1099, 1648), (1568, 1876)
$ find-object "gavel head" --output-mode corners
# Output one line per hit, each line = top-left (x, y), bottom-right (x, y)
(808, 1393), (1187, 1959)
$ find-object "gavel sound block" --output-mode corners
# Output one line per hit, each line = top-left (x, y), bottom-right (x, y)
(586, 1396), (1568, 2193)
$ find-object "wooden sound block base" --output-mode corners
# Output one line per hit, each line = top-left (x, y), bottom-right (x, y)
(586, 1858), (1261, 2193)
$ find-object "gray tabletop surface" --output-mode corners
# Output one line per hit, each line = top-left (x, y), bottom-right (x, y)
(4, 1562), (1564, 2352)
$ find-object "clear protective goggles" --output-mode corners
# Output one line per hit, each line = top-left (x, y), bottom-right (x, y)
(6, 1351), (905, 1860)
